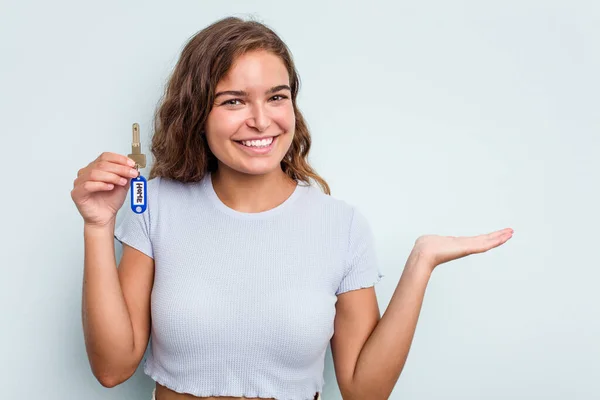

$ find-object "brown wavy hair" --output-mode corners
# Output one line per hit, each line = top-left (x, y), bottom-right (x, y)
(147, 15), (330, 195)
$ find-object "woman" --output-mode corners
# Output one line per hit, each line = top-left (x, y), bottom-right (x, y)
(71, 16), (513, 400)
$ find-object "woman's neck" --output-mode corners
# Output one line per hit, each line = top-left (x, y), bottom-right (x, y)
(210, 167), (298, 213)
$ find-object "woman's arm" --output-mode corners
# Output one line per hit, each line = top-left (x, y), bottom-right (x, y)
(332, 229), (513, 399)
(82, 222), (154, 387)
(331, 251), (431, 400)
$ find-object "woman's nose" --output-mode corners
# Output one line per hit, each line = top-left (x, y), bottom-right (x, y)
(246, 104), (272, 132)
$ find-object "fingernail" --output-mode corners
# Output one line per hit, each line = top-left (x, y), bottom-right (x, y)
(128, 159), (136, 167)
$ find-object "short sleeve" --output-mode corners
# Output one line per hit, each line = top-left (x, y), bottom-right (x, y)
(113, 179), (156, 259)
(336, 207), (384, 295)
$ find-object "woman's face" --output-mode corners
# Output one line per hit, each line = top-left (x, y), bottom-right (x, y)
(204, 50), (295, 176)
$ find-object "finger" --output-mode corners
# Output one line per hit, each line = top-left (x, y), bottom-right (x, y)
(78, 154), (137, 180)
(495, 227), (513, 235)
(94, 160), (140, 180)
(96, 152), (137, 168)
(463, 228), (512, 243)
(468, 231), (513, 254)
(72, 181), (116, 198)
(86, 180), (116, 191)
(483, 228), (513, 239)
(82, 160), (139, 184)
(87, 168), (131, 187)
(486, 230), (514, 246)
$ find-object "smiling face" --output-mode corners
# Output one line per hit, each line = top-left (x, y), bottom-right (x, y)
(204, 50), (295, 177)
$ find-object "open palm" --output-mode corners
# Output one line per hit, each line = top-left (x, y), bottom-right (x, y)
(413, 228), (514, 269)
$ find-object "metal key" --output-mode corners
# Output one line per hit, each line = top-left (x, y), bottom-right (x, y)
(128, 123), (146, 170)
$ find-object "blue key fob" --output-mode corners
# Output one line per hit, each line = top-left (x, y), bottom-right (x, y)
(130, 174), (148, 214)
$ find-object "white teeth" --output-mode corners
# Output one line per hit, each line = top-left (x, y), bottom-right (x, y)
(241, 137), (274, 147)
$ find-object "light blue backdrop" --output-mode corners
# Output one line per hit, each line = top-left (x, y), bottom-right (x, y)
(1, 0), (598, 398)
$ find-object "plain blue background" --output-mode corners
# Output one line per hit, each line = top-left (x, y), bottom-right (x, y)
(1, 0), (598, 398)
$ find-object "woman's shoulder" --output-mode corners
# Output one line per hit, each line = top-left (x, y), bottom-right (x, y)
(301, 181), (359, 220)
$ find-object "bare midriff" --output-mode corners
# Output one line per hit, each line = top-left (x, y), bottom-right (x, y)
(155, 383), (319, 400)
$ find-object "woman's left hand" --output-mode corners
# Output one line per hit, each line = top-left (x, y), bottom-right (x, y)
(411, 228), (514, 272)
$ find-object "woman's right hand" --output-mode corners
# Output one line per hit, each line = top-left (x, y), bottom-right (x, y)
(71, 152), (141, 227)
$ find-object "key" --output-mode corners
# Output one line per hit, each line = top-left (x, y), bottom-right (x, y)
(128, 123), (146, 170)
(128, 122), (148, 214)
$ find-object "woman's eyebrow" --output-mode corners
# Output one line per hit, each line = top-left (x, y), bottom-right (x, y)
(214, 85), (291, 99)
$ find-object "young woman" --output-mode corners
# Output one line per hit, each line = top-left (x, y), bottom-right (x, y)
(71, 16), (513, 400)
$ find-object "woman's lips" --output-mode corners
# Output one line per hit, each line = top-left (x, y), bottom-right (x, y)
(234, 135), (278, 155)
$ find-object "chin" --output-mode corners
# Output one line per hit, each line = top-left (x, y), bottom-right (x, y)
(235, 163), (283, 176)
(226, 142), (292, 176)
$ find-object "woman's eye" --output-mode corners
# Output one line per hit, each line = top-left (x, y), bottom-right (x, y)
(223, 99), (243, 106)
(270, 94), (288, 102)
(222, 95), (288, 106)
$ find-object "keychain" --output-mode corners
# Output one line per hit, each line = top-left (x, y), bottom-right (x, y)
(128, 123), (147, 214)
